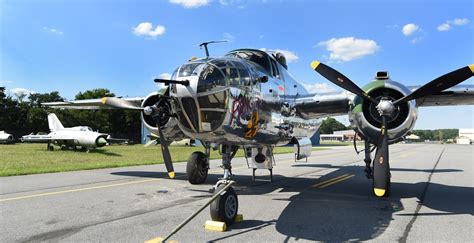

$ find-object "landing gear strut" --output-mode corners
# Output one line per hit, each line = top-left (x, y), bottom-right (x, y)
(363, 141), (373, 179)
(209, 145), (239, 225)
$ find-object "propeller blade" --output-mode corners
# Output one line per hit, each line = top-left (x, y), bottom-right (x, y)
(311, 61), (378, 104)
(394, 64), (474, 105)
(372, 116), (390, 197)
(101, 97), (143, 110)
(155, 116), (175, 179)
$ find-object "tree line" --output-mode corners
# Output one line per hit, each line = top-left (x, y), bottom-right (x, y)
(0, 87), (142, 142)
(318, 117), (458, 141)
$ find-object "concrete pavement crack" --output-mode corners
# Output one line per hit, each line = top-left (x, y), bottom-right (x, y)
(398, 147), (445, 243)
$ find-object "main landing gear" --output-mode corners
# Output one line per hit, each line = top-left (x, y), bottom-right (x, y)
(363, 140), (391, 197)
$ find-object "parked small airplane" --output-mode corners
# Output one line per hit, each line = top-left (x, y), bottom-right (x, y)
(44, 42), (474, 225)
(21, 113), (109, 152)
(0, 131), (15, 144)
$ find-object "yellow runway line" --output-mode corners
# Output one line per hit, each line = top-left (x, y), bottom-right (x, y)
(0, 177), (169, 202)
(0, 150), (347, 203)
(318, 174), (355, 188)
(311, 174), (350, 188)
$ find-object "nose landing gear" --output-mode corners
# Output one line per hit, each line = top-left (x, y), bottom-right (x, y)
(210, 180), (238, 225)
(209, 145), (239, 225)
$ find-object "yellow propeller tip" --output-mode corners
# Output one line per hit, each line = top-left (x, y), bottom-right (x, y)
(311, 61), (321, 70)
(168, 171), (175, 179)
(468, 64), (474, 73)
(101, 97), (107, 104)
(374, 188), (386, 197)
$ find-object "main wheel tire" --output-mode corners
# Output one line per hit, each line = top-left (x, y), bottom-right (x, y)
(210, 184), (238, 225)
(186, 151), (209, 184)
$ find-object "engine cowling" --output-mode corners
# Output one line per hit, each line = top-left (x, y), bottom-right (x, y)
(348, 80), (418, 144)
(141, 92), (185, 141)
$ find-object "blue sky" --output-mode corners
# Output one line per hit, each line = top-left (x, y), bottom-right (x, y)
(1, 0), (473, 129)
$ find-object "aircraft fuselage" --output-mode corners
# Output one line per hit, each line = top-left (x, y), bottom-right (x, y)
(168, 49), (322, 146)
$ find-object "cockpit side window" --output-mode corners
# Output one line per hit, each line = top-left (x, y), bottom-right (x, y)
(270, 59), (280, 79)
(178, 63), (203, 77)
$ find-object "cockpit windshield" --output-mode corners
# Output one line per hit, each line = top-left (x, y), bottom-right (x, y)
(79, 127), (93, 132)
(226, 50), (271, 76)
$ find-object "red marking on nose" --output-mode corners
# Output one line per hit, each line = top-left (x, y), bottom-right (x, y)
(278, 86), (285, 91)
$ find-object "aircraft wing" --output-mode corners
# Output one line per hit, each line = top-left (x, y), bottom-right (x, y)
(409, 85), (474, 107)
(21, 135), (75, 143)
(285, 84), (473, 120)
(274, 91), (352, 120)
(43, 97), (144, 110)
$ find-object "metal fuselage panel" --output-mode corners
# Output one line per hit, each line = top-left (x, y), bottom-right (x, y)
(169, 50), (321, 146)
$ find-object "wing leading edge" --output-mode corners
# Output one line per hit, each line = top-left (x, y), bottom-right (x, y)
(43, 97), (144, 110)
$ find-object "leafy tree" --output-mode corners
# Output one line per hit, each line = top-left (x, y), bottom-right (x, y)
(412, 129), (458, 141)
(319, 117), (350, 134)
(75, 88), (114, 100)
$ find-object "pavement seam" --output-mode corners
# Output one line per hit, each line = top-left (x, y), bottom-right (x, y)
(398, 146), (445, 243)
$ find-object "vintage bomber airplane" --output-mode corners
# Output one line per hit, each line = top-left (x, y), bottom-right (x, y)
(21, 113), (109, 152)
(44, 44), (474, 225)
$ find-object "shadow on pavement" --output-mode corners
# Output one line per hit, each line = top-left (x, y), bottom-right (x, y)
(111, 164), (472, 241)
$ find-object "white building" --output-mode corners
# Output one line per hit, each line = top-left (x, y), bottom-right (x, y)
(457, 128), (474, 144)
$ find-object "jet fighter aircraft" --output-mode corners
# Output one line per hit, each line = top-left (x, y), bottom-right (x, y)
(21, 113), (109, 152)
(44, 43), (474, 225)
(0, 131), (15, 144)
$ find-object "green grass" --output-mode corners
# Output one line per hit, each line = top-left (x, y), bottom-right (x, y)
(0, 143), (328, 176)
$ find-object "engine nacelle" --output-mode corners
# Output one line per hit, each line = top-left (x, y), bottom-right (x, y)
(75, 134), (108, 147)
(141, 92), (185, 141)
(349, 80), (418, 144)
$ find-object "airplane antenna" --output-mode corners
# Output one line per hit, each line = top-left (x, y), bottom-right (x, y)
(199, 40), (227, 58)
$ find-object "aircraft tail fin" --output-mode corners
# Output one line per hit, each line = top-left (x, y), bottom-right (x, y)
(48, 113), (64, 132)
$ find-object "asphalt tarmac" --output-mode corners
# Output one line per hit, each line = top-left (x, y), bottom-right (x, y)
(1, 144), (472, 242)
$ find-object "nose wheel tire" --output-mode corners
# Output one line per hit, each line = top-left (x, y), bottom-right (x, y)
(186, 151), (209, 184)
(210, 184), (238, 225)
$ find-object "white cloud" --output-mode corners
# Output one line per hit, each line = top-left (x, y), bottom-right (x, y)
(402, 23), (419, 36)
(158, 73), (172, 79)
(170, 0), (210, 8)
(43, 27), (63, 35)
(274, 49), (298, 63)
(437, 18), (470, 32)
(317, 37), (379, 62)
(223, 32), (234, 42)
(410, 37), (423, 44)
(8, 88), (35, 100)
(437, 23), (451, 31)
(0, 80), (13, 85)
(452, 18), (469, 26)
(303, 83), (336, 94)
(260, 48), (299, 63)
(133, 22), (165, 38)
